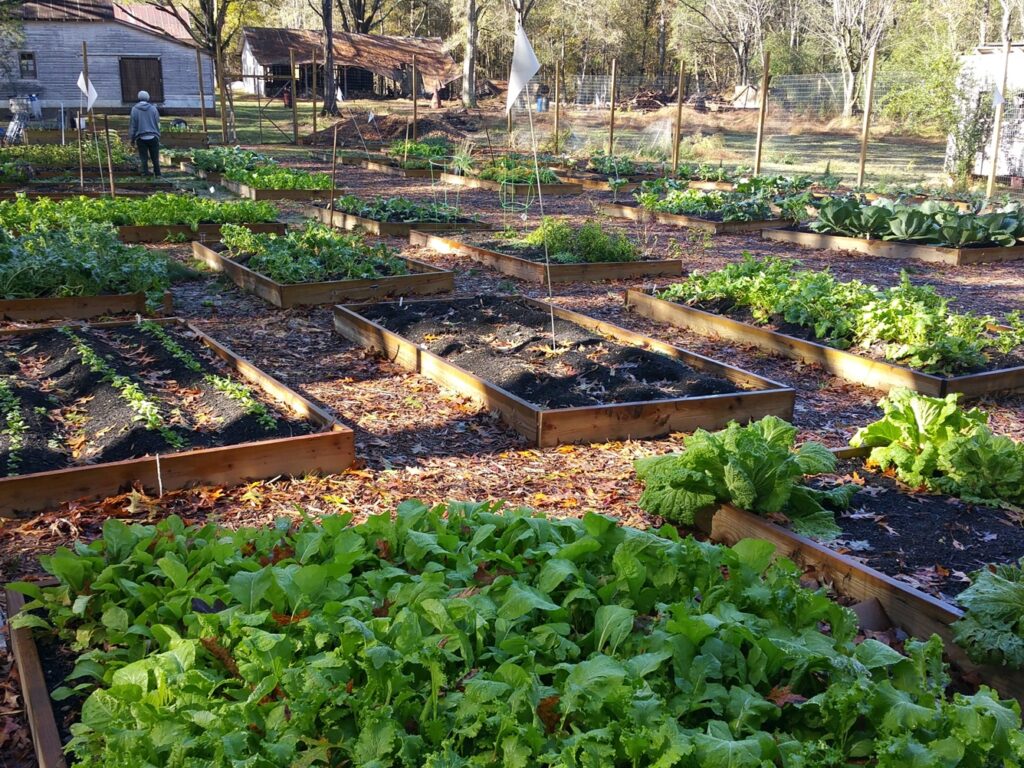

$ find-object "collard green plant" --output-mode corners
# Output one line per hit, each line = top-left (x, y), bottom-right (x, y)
(224, 165), (332, 190)
(190, 147), (273, 173)
(635, 416), (856, 539)
(10, 502), (1024, 766)
(386, 139), (450, 169)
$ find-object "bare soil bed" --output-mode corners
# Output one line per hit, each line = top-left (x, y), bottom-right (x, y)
(359, 296), (740, 408)
(807, 459), (1024, 603)
(0, 323), (308, 476)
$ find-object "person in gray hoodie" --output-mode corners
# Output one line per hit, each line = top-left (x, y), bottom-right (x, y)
(129, 90), (161, 176)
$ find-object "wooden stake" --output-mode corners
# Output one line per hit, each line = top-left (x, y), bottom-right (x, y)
(856, 46), (877, 188)
(987, 38), (1012, 199)
(196, 48), (209, 134)
(329, 124), (339, 212)
(312, 48), (318, 135)
(289, 49), (299, 144)
(507, 108), (513, 147)
(607, 58), (617, 156)
(753, 52), (771, 176)
(411, 55), (418, 141)
(102, 114), (116, 197)
(77, 111), (84, 188)
(83, 42), (103, 183)
(672, 62), (685, 172)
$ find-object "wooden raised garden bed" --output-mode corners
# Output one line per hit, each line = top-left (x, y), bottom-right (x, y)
(117, 221), (285, 244)
(361, 159), (436, 178)
(333, 296), (794, 447)
(222, 180), (340, 202)
(0, 318), (354, 517)
(692, 451), (1024, 705)
(410, 230), (683, 283)
(0, 292), (166, 323)
(179, 162), (221, 183)
(437, 171), (583, 196)
(158, 132), (210, 148)
(624, 288), (1024, 397)
(761, 228), (1024, 266)
(599, 202), (788, 234)
(302, 203), (490, 238)
(192, 240), (454, 307)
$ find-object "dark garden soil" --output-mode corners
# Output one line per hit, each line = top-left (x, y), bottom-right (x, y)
(807, 459), (1024, 603)
(359, 296), (740, 408)
(681, 297), (1024, 375)
(0, 324), (308, 476)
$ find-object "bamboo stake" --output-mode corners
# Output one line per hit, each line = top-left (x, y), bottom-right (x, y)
(411, 55), (418, 141)
(986, 38), (1012, 199)
(289, 49), (299, 144)
(312, 48), (318, 135)
(607, 58), (617, 156)
(753, 52), (771, 176)
(329, 124), (339, 212)
(102, 114), (116, 197)
(856, 46), (877, 188)
(553, 59), (561, 154)
(672, 63), (685, 172)
(507, 108), (513, 147)
(83, 42), (104, 186)
(196, 48), (209, 134)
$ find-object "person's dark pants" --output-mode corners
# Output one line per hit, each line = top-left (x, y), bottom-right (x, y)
(136, 136), (161, 176)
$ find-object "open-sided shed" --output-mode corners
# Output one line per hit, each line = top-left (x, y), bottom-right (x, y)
(238, 27), (459, 99)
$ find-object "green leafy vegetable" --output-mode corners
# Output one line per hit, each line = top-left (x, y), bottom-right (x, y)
(851, 388), (1024, 509)
(499, 217), (639, 264)
(635, 415), (855, 538)
(224, 165), (332, 190)
(220, 221), (408, 284)
(332, 194), (471, 223)
(11, 502), (1024, 766)
(953, 559), (1024, 668)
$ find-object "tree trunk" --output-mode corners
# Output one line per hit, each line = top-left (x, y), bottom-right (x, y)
(462, 0), (478, 108)
(840, 64), (857, 118)
(322, 0), (338, 115)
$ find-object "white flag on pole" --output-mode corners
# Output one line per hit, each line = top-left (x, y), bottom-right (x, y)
(336, 87), (344, 103)
(77, 72), (98, 111)
(505, 22), (540, 114)
(993, 85), (1006, 107)
(368, 111), (375, 123)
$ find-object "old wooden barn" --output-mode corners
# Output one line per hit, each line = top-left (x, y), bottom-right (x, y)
(238, 27), (459, 99)
(6, 0), (215, 116)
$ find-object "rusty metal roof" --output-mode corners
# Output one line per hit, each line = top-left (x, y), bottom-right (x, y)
(242, 27), (460, 92)
(16, 0), (198, 47)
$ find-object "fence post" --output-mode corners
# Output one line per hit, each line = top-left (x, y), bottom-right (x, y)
(607, 59), (618, 156)
(289, 49), (299, 144)
(411, 55), (418, 141)
(856, 47), (878, 188)
(671, 63), (685, 172)
(553, 59), (561, 154)
(987, 38), (1012, 199)
(196, 48), (209, 134)
(312, 48), (318, 136)
(753, 53), (771, 176)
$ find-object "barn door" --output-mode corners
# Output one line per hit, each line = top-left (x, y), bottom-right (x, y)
(119, 57), (164, 103)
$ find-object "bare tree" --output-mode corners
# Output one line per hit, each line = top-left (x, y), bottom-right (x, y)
(807, 0), (895, 117)
(459, 0), (485, 106)
(507, 0), (536, 24)
(337, 0), (391, 32)
(676, 0), (777, 85)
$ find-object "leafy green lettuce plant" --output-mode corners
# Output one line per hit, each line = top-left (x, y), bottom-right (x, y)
(953, 559), (1024, 668)
(851, 388), (1024, 509)
(10, 502), (1024, 766)
(503, 217), (639, 264)
(635, 416), (856, 539)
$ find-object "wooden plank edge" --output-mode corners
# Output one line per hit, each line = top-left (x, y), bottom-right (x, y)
(0, 293), (148, 323)
(5, 588), (67, 768)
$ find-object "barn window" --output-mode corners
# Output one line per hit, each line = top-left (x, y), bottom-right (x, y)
(19, 53), (37, 79)
(119, 57), (164, 103)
